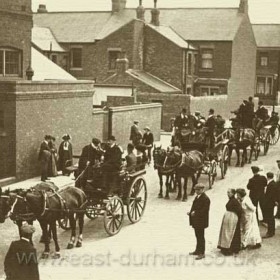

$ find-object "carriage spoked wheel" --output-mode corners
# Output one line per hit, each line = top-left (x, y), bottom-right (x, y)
(58, 215), (71, 230)
(270, 124), (280, 145)
(208, 161), (217, 189)
(220, 145), (229, 179)
(127, 177), (147, 224)
(104, 196), (124, 236)
(85, 200), (102, 220)
(263, 131), (270, 155)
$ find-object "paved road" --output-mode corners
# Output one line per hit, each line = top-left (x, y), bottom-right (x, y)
(1, 135), (280, 280)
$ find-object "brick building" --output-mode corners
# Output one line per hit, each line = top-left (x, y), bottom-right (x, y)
(34, 0), (257, 117)
(253, 24), (280, 105)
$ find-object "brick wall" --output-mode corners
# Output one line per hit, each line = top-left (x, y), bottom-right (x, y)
(110, 103), (162, 148)
(105, 96), (136, 107)
(192, 41), (232, 80)
(0, 80), (95, 180)
(137, 92), (191, 131)
(229, 15), (257, 109)
(0, 0), (32, 80)
(144, 26), (184, 90)
(92, 109), (109, 142)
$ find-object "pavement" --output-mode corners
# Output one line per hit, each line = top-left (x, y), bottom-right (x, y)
(1, 134), (280, 280)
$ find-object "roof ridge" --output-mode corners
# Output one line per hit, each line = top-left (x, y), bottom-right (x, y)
(253, 23), (280, 26)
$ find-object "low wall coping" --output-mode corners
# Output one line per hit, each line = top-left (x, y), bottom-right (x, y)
(0, 80), (95, 85)
(92, 109), (108, 115)
(190, 95), (228, 100)
(109, 103), (162, 113)
(95, 84), (134, 89)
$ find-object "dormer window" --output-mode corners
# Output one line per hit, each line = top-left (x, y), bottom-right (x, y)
(0, 48), (22, 76)
(201, 49), (213, 70)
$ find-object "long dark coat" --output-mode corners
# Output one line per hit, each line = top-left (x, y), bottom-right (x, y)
(189, 192), (210, 229)
(4, 239), (40, 280)
(247, 174), (267, 203)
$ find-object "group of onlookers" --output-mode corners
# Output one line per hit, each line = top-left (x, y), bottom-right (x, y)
(38, 134), (73, 182)
(189, 163), (280, 261)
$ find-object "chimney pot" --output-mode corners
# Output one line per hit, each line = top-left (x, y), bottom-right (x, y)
(116, 56), (129, 73)
(238, 0), (248, 14)
(37, 4), (48, 13)
(136, 0), (145, 21)
(112, 0), (127, 13)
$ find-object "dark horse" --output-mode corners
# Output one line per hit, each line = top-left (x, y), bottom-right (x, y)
(227, 128), (256, 167)
(0, 182), (58, 243)
(0, 184), (87, 258)
(164, 147), (204, 201)
(153, 145), (176, 199)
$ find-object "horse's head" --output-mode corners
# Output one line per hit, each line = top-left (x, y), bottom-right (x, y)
(164, 146), (181, 167)
(153, 145), (166, 169)
(0, 189), (18, 223)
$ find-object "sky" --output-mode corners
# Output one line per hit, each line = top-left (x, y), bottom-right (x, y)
(32, 0), (280, 23)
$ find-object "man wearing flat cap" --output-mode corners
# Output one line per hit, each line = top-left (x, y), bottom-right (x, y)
(142, 127), (154, 163)
(4, 224), (39, 280)
(247, 166), (267, 222)
(130, 120), (142, 146)
(262, 172), (278, 238)
(188, 183), (210, 260)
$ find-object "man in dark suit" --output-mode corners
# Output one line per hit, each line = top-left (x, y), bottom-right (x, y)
(205, 109), (216, 148)
(174, 108), (189, 130)
(142, 126), (154, 163)
(102, 135), (123, 195)
(78, 138), (103, 186)
(188, 183), (211, 260)
(262, 172), (278, 238)
(38, 135), (51, 182)
(130, 120), (142, 146)
(4, 224), (39, 280)
(247, 166), (267, 222)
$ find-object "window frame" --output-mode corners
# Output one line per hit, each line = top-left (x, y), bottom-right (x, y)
(0, 47), (22, 77)
(256, 76), (273, 96)
(200, 86), (220, 96)
(200, 48), (214, 70)
(187, 53), (192, 76)
(108, 50), (121, 71)
(70, 46), (83, 70)
(259, 52), (269, 67)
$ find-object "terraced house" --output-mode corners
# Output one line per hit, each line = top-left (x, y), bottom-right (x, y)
(33, 0), (257, 117)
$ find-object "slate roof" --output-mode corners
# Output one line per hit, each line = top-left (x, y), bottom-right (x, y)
(253, 24), (280, 48)
(146, 24), (195, 49)
(126, 69), (181, 93)
(31, 47), (76, 81)
(32, 26), (65, 52)
(33, 8), (244, 43)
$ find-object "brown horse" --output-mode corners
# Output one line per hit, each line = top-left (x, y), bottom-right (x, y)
(153, 145), (176, 199)
(164, 147), (203, 201)
(0, 185), (87, 258)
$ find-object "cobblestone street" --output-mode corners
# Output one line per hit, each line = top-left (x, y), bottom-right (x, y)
(1, 134), (280, 280)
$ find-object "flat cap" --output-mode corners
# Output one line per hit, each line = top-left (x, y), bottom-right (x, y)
(251, 166), (260, 173)
(21, 224), (35, 234)
(108, 135), (116, 141)
(134, 120), (139, 124)
(194, 183), (205, 190)
(267, 172), (274, 178)
(144, 126), (150, 131)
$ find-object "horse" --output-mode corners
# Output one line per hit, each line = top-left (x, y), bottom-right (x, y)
(153, 145), (176, 199)
(164, 147), (204, 201)
(0, 182), (58, 243)
(0, 185), (87, 258)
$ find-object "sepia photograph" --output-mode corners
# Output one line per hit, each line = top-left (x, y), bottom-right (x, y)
(0, 0), (280, 279)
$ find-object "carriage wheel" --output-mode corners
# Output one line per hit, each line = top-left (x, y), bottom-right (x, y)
(208, 161), (217, 189)
(58, 216), (71, 230)
(270, 124), (280, 145)
(104, 196), (124, 236)
(220, 145), (229, 179)
(85, 200), (101, 220)
(127, 177), (147, 224)
(263, 131), (270, 155)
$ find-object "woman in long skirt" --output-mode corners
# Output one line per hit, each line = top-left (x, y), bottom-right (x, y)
(58, 134), (73, 175)
(48, 136), (58, 177)
(218, 188), (243, 255)
(236, 188), (262, 249)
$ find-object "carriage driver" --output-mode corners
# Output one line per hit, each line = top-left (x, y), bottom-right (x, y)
(101, 135), (124, 195)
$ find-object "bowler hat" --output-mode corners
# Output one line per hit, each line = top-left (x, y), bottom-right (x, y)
(134, 120), (139, 124)
(251, 166), (259, 173)
(21, 224), (35, 235)
(62, 134), (71, 140)
(267, 172), (274, 179)
(108, 135), (116, 141)
(194, 183), (205, 190)
(92, 138), (101, 145)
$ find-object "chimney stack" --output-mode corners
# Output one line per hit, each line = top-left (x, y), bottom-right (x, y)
(112, 0), (127, 13)
(238, 0), (248, 14)
(37, 4), (48, 13)
(136, 0), (145, 21)
(151, 0), (160, 26)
